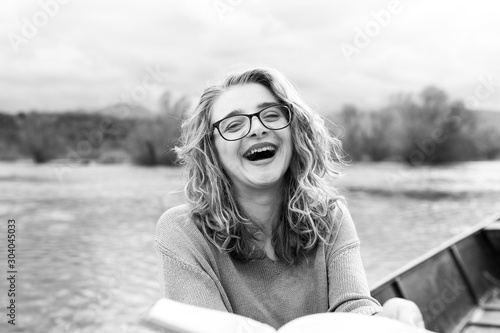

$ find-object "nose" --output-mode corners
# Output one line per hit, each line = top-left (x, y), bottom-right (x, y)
(248, 115), (268, 138)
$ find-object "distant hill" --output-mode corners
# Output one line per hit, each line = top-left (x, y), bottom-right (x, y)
(1, 104), (156, 119)
(95, 103), (156, 119)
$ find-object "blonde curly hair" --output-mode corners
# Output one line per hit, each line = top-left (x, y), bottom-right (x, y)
(175, 67), (346, 265)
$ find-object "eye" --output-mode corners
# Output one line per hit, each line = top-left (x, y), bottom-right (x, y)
(222, 117), (246, 133)
(262, 108), (283, 122)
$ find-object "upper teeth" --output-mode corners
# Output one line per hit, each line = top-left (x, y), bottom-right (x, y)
(247, 146), (275, 156)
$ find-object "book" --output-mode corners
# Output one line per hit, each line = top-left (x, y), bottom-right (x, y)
(142, 298), (431, 333)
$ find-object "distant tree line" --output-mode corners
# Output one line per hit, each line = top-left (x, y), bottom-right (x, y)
(0, 87), (499, 166)
(0, 92), (189, 166)
(327, 86), (500, 165)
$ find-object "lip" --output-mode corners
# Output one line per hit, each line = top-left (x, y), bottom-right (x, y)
(242, 142), (278, 158)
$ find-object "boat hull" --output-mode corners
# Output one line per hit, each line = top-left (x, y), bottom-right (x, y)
(370, 216), (500, 333)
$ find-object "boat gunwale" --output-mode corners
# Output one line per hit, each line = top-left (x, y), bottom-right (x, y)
(370, 213), (500, 293)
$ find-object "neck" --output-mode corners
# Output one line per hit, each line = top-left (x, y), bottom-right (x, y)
(236, 185), (283, 238)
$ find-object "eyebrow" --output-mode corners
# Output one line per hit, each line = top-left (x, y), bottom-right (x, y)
(224, 102), (278, 118)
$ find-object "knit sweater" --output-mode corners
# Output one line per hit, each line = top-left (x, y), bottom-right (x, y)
(154, 203), (382, 330)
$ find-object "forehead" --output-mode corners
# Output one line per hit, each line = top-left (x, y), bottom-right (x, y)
(210, 83), (278, 122)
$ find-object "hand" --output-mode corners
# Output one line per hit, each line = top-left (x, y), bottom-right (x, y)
(376, 298), (428, 330)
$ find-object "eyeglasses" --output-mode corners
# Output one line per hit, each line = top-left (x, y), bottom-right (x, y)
(212, 104), (292, 141)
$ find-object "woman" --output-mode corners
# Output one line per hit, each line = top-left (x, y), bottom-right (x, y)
(155, 68), (425, 330)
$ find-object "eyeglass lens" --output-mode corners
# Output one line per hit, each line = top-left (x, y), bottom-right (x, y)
(219, 105), (290, 140)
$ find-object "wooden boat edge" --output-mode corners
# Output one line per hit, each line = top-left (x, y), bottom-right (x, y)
(370, 212), (500, 292)
(369, 213), (500, 333)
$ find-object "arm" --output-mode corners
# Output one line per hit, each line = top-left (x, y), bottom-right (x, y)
(327, 206), (429, 330)
(154, 243), (276, 333)
(154, 206), (232, 312)
(155, 242), (228, 311)
(326, 203), (382, 315)
(327, 242), (382, 315)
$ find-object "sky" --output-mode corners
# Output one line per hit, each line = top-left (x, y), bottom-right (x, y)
(1, 0), (500, 114)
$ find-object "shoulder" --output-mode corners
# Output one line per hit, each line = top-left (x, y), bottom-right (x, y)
(156, 204), (192, 230)
(329, 200), (354, 234)
(325, 200), (360, 256)
(155, 204), (212, 262)
(155, 204), (193, 242)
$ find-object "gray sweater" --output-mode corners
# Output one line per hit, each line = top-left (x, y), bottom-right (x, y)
(154, 203), (381, 330)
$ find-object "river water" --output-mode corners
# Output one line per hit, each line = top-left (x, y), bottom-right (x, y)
(1, 160), (499, 333)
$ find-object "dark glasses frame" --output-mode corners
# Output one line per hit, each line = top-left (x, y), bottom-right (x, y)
(212, 104), (292, 141)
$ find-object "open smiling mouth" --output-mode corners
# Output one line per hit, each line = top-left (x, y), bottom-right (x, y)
(244, 146), (277, 162)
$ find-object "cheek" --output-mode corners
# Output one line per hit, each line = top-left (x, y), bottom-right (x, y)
(215, 139), (240, 168)
(283, 130), (293, 154)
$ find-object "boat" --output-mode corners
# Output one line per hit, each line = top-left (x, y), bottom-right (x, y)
(370, 214), (500, 333)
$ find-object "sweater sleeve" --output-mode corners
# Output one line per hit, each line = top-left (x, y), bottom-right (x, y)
(154, 206), (230, 313)
(155, 242), (228, 311)
(326, 203), (382, 315)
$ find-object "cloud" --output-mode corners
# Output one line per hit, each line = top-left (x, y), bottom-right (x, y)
(1, 0), (499, 113)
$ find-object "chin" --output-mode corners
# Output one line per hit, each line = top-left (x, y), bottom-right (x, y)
(249, 171), (285, 187)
